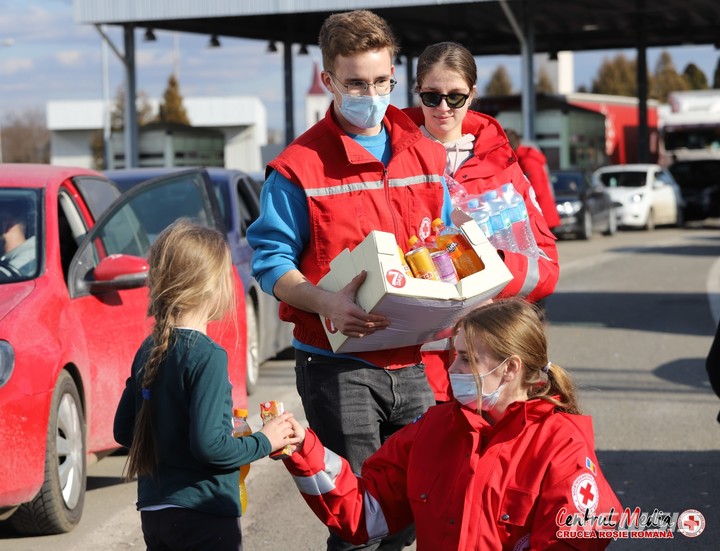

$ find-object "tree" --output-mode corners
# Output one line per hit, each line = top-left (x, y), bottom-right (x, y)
(110, 86), (155, 130)
(591, 53), (638, 96)
(157, 74), (190, 125)
(0, 108), (50, 163)
(650, 50), (689, 102)
(683, 63), (709, 90)
(484, 66), (513, 96)
(536, 66), (555, 94)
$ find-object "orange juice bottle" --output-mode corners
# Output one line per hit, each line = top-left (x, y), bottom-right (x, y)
(431, 218), (485, 279)
(232, 408), (252, 514)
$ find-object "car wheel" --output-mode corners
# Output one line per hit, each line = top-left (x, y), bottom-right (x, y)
(11, 371), (86, 535)
(603, 207), (617, 236)
(245, 300), (260, 395)
(643, 209), (655, 231)
(579, 211), (593, 240)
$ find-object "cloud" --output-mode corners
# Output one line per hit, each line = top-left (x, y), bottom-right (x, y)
(0, 57), (33, 75)
(55, 50), (84, 67)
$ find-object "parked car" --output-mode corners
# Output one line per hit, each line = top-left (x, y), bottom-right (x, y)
(105, 167), (293, 394)
(550, 169), (616, 240)
(593, 164), (684, 229)
(0, 164), (247, 535)
(667, 158), (720, 221)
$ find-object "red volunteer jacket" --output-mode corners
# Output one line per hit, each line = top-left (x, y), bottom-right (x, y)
(404, 107), (559, 302)
(516, 145), (562, 229)
(269, 104), (448, 369)
(285, 399), (622, 550)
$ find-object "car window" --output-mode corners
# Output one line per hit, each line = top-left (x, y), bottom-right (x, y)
(669, 160), (720, 190)
(73, 177), (122, 219)
(69, 170), (219, 298)
(551, 173), (585, 194)
(0, 188), (41, 282)
(597, 171), (645, 188)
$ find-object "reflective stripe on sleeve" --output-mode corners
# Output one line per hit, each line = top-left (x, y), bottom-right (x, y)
(519, 255), (540, 297)
(420, 338), (450, 352)
(364, 489), (390, 540)
(291, 447), (344, 496)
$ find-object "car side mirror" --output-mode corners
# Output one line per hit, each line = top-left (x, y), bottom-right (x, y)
(86, 254), (149, 293)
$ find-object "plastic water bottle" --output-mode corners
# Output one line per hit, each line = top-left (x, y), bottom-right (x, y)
(232, 408), (252, 514)
(501, 183), (540, 258)
(431, 218), (485, 278)
(446, 174), (469, 208)
(480, 190), (518, 253)
(464, 197), (494, 241)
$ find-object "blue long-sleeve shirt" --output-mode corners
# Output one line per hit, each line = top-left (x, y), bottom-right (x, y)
(248, 126), (452, 298)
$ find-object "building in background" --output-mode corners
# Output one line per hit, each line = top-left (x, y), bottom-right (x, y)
(476, 92), (659, 171)
(47, 96), (267, 171)
(306, 61), (330, 130)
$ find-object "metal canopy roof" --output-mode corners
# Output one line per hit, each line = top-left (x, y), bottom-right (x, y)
(75, 0), (720, 58)
(73, 0), (720, 167)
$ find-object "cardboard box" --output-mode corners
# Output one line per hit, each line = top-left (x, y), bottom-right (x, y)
(317, 210), (514, 353)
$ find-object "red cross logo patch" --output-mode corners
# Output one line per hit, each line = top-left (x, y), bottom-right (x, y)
(571, 473), (599, 515)
(678, 509), (705, 538)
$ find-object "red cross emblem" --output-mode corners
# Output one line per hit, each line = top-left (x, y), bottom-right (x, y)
(579, 483), (596, 506)
(571, 473), (599, 514)
(678, 509), (705, 537)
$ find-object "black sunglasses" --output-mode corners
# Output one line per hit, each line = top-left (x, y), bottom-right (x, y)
(419, 92), (470, 109)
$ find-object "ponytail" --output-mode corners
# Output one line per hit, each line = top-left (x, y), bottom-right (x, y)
(528, 362), (581, 414)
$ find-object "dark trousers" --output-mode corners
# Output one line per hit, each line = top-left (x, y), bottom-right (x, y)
(295, 350), (435, 551)
(141, 508), (242, 551)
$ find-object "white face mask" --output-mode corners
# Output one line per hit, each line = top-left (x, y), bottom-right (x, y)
(449, 358), (508, 411)
(330, 79), (391, 129)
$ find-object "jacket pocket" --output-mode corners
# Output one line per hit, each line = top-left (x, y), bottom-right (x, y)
(498, 487), (538, 528)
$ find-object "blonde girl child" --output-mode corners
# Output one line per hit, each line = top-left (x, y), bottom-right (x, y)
(114, 219), (299, 551)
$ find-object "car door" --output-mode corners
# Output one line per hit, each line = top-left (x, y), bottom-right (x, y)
(585, 173), (610, 228)
(67, 169), (246, 451)
(652, 169), (676, 223)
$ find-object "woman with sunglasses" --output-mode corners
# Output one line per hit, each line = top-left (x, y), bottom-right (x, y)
(403, 42), (560, 403)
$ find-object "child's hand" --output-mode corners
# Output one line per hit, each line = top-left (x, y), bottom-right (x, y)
(259, 412), (302, 453)
(286, 415), (306, 453)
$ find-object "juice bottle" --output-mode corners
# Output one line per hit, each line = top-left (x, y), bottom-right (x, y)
(232, 408), (252, 514)
(431, 218), (485, 279)
(405, 236), (440, 280)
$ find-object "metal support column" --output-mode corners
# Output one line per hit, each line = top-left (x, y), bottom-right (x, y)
(283, 40), (295, 145)
(405, 55), (414, 107)
(636, 0), (650, 163)
(123, 25), (139, 168)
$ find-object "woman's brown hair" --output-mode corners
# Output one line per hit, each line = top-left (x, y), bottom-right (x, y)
(459, 298), (581, 414)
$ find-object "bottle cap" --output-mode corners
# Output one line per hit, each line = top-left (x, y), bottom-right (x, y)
(233, 408), (249, 417)
(407, 235), (420, 247)
(431, 218), (444, 229)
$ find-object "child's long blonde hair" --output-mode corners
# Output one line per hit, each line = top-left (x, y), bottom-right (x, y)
(459, 298), (581, 414)
(125, 219), (235, 479)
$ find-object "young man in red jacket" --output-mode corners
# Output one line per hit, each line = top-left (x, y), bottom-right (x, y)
(247, 10), (452, 551)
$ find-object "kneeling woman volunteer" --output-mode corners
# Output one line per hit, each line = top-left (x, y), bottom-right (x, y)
(283, 298), (622, 550)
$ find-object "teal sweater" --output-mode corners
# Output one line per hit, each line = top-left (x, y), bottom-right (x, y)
(114, 329), (271, 517)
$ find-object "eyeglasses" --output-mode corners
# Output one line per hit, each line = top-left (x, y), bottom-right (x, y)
(328, 72), (396, 97)
(419, 92), (470, 109)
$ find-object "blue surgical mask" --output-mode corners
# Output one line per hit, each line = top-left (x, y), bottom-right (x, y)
(336, 92), (390, 129)
(450, 358), (508, 411)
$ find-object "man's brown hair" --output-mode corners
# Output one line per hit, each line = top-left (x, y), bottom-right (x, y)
(318, 10), (398, 73)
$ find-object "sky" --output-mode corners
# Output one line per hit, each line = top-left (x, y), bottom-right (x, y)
(1, 0), (719, 138)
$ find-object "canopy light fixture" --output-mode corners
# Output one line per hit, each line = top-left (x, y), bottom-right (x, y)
(209, 34), (221, 48)
(267, 41), (278, 53)
(143, 28), (156, 42)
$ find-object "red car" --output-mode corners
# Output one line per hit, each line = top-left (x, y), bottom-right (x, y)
(0, 164), (247, 535)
